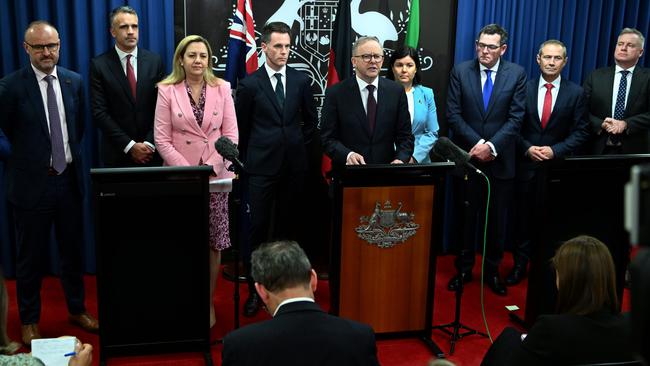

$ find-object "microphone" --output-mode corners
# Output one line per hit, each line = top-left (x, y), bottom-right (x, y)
(433, 136), (483, 174)
(215, 136), (244, 172)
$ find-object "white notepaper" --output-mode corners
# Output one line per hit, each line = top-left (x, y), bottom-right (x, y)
(31, 337), (76, 366)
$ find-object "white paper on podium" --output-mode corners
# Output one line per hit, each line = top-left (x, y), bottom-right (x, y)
(31, 337), (76, 366)
(209, 178), (233, 192)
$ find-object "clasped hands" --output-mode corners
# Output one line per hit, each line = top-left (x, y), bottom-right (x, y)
(469, 143), (495, 162)
(602, 118), (627, 135)
(527, 146), (554, 161)
(129, 142), (154, 164)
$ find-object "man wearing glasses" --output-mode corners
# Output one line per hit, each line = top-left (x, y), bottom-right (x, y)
(321, 36), (413, 166)
(446, 24), (527, 296)
(0, 21), (98, 345)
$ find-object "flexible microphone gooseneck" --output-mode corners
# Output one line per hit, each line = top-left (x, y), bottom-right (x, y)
(433, 136), (483, 175)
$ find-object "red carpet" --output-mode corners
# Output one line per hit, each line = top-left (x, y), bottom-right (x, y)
(3, 254), (630, 366)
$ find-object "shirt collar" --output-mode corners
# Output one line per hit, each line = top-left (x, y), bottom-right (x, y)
(264, 63), (286, 80)
(273, 297), (315, 317)
(479, 58), (500, 73)
(538, 75), (561, 90)
(115, 45), (138, 61)
(615, 64), (636, 75)
(31, 64), (58, 82)
(356, 75), (379, 92)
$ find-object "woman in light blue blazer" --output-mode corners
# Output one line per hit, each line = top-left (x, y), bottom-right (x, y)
(388, 46), (439, 163)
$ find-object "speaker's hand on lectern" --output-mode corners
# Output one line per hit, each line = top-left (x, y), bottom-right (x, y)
(346, 152), (366, 165)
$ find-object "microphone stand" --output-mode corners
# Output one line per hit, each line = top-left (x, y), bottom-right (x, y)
(431, 169), (488, 355)
(226, 162), (243, 330)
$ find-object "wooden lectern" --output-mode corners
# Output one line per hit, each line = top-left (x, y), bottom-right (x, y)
(91, 166), (213, 366)
(330, 163), (452, 355)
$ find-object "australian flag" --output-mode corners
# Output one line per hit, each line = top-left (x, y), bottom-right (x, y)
(224, 0), (258, 89)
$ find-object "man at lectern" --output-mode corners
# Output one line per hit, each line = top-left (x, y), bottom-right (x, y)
(583, 28), (650, 154)
(222, 240), (379, 366)
(320, 36), (414, 167)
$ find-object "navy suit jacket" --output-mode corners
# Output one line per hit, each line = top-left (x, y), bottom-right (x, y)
(320, 77), (414, 167)
(90, 48), (164, 166)
(0, 128), (10, 159)
(0, 65), (85, 209)
(447, 59), (527, 179)
(517, 77), (589, 180)
(235, 66), (316, 176)
(222, 301), (380, 366)
(583, 65), (650, 154)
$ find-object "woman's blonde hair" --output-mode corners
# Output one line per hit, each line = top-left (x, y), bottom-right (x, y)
(159, 35), (221, 86)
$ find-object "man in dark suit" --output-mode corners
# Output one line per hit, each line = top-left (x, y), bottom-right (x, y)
(0, 21), (98, 345)
(446, 24), (526, 295)
(506, 40), (590, 286)
(222, 240), (379, 366)
(235, 22), (317, 317)
(320, 36), (413, 166)
(90, 5), (164, 167)
(584, 28), (650, 154)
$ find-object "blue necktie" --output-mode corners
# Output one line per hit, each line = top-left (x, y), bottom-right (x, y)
(483, 69), (493, 111)
(45, 75), (66, 173)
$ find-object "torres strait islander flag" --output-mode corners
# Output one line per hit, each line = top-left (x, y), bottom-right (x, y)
(322, 0), (353, 179)
(224, 0), (258, 89)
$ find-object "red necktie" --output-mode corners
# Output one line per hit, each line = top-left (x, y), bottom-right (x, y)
(126, 54), (136, 100)
(540, 83), (553, 129)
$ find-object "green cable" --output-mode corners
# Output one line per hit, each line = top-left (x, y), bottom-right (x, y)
(479, 172), (494, 343)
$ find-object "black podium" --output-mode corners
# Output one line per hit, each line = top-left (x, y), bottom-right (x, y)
(330, 163), (453, 356)
(524, 154), (650, 326)
(91, 166), (213, 365)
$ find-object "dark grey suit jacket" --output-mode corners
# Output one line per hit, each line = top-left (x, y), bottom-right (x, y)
(0, 66), (85, 209)
(320, 76), (414, 167)
(222, 301), (380, 366)
(447, 58), (527, 180)
(583, 65), (650, 154)
(90, 47), (163, 166)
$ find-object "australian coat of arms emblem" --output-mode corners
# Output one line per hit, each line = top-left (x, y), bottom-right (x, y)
(355, 201), (419, 248)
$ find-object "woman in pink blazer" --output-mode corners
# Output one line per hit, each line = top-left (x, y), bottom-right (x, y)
(154, 35), (238, 328)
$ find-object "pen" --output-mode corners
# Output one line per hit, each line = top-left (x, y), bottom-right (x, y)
(64, 352), (76, 357)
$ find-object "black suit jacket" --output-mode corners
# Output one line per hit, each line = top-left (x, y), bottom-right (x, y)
(222, 301), (379, 366)
(320, 77), (414, 166)
(0, 128), (9, 159)
(447, 59), (527, 179)
(506, 311), (633, 365)
(517, 77), (589, 180)
(0, 66), (85, 209)
(90, 48), (163, 166)
(235, 66), (316, 176)
(583, 65), (650, 154)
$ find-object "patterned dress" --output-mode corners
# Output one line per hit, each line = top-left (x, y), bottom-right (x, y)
(186, 81), (232, 251)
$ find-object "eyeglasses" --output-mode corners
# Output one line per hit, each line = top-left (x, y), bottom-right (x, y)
(26, 42), (60, 52)
(354, 54), (384, 62)
(475, 42), (501, 51)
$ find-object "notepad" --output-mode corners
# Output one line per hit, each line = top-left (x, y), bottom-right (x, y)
(31, 337), (76, 366)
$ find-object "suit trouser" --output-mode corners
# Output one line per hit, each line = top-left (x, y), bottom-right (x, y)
(13, 169), (86, 324)
(512, 175), (537, 267)
(454, 173), (514, 275)
(245, 166), (304, 287)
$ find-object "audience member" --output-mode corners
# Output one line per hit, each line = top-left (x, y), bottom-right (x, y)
(507, 40), (589, 286)
(446, 24), (526, 296)
(584, 28), (650, 154)
(0, 273), (93, 365)
(90, 5), (164, 167)
(321, 36), (414, 166)
(387, 46), (439, 163)
(222, 240), (380, 366)
(481, 235), (634, 365)
(154, 35), (238, 328)
(0, 20), (98, 346)
(234, 22), (317, 317)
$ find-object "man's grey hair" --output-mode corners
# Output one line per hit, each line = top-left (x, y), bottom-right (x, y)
(619, 27), (645, 49)
(352, 36), (382, 55)
(538, 39), (567, 58)
(109, 5), (137, 28)
(251, 241), (312, 292)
